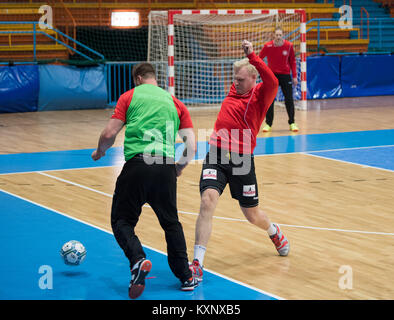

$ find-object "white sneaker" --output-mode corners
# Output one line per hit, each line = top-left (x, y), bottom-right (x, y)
(269, 224), (290, 256)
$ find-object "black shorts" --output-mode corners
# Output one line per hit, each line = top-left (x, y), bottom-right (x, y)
(199, 147), (259, 208)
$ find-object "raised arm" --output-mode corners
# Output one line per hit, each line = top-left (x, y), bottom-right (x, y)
(242, 40), (278, 108)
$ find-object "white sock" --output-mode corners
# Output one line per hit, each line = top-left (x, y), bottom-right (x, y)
(194, 245), (206, 266)
(267, 223), (277, 236)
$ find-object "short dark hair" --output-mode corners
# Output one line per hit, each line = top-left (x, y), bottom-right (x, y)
(132, 62), (156, 81)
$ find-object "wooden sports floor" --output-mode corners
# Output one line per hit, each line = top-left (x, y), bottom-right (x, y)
(1, 95), (393, 300)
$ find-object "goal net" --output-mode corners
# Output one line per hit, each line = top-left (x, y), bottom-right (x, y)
(148, 9), (307, 110)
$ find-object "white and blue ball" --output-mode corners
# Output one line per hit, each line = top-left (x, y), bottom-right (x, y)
(60, 240), (87, 266)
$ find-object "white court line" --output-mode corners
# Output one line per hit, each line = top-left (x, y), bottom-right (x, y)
(278, 224), (394, 236)
(305, 143), (394, 154)
(38, 171), (114, 197)
(253, 143), (394, 158)
(0, 164), (124, 176)
(38, 171), (244, 221)
(176, 208), (394, 236)
(303, 152), (394, 173)
(37, 172), (394, 237)
(0, 186), (283, 300)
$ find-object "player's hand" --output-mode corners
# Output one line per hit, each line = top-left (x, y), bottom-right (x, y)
(293, 78), (298, 86)
(175, 162), (186, 177)
(242, 40), (253, 56)
(91, 149), (105, 161)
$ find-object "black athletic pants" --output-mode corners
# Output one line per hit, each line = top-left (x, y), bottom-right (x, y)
(110, 154), (192, 283)
(265, 73), (295, 126)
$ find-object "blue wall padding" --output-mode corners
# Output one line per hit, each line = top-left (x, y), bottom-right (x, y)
(341, 55), (394, 97)
(38, 65), (107, 111)
(307, 55), (343, 99)
(0, 65), (39, 113)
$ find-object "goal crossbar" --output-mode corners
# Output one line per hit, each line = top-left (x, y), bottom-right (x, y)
(152, 9), (307, 109)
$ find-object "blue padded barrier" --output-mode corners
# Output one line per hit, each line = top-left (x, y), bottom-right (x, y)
(341, 54), (394, 97)
(306, 55), (343, 99)
(0, 65), (39, 113)
(2, 55), (393, 113)
(38, 65), (108, 111)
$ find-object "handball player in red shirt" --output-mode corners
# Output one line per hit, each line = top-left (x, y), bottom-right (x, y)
(259, 27), (299, 132)
(189, 40), (290, 282)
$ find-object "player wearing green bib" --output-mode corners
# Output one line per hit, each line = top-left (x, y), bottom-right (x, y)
(122, 83), (180, 161)
(92, 62), (197, 299)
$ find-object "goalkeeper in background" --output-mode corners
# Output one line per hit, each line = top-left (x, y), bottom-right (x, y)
(259, 27), (299, 133)
(189, 40), (290, 282)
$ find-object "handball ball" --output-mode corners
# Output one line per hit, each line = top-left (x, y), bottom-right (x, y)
(60, 240), (87, 266)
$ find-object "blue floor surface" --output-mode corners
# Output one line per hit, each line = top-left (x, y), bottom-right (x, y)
(0, 190), (277, 300)
(1, 129), (393, 300)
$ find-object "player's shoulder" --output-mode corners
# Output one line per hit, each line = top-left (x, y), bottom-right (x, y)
(171, 95), (189, 112)
(120, 88), (135, 99)
(264, 40), (274, 47)
(171, 94), (185, 105)
(116, 88), (135, 106)
(284, 40), (294, 47)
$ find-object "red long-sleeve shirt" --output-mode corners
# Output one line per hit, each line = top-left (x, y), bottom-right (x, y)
(209, 52), (278, 154)
(259, 40), (297, 77)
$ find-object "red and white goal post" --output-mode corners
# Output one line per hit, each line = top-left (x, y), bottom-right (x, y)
(148, 9), (307, 110)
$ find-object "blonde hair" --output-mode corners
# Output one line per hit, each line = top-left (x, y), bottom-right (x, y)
(233, 58), (258, 77)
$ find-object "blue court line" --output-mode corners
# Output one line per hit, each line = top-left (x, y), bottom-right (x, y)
(1, 129), (394, 175)
(308, 145), (394, 171)
(253, 129), (394, 156)
(0, 189), (278, 300)
(0, 147), (125, 175)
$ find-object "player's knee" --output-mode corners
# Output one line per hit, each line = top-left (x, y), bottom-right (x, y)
(242, 206), (259, 225)
(160, 218), (181, 233)
(246, 213), (258, 225)
(111, 216), (137, 235)
(200, 188), (219, 212)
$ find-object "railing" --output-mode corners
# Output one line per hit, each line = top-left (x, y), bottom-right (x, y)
(59, 0), (77, 50)
(288, 17), (394, 53)
(360, 7), (370, 40)
(0, 21), (105, 62)
(106, 62), (135, 105)
(306, 18), (365, 52)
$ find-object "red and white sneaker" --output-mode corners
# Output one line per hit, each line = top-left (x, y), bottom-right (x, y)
(270, 224), (290, 256)
(189, 259), (203, 282)
(181, 276), (199, 291)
